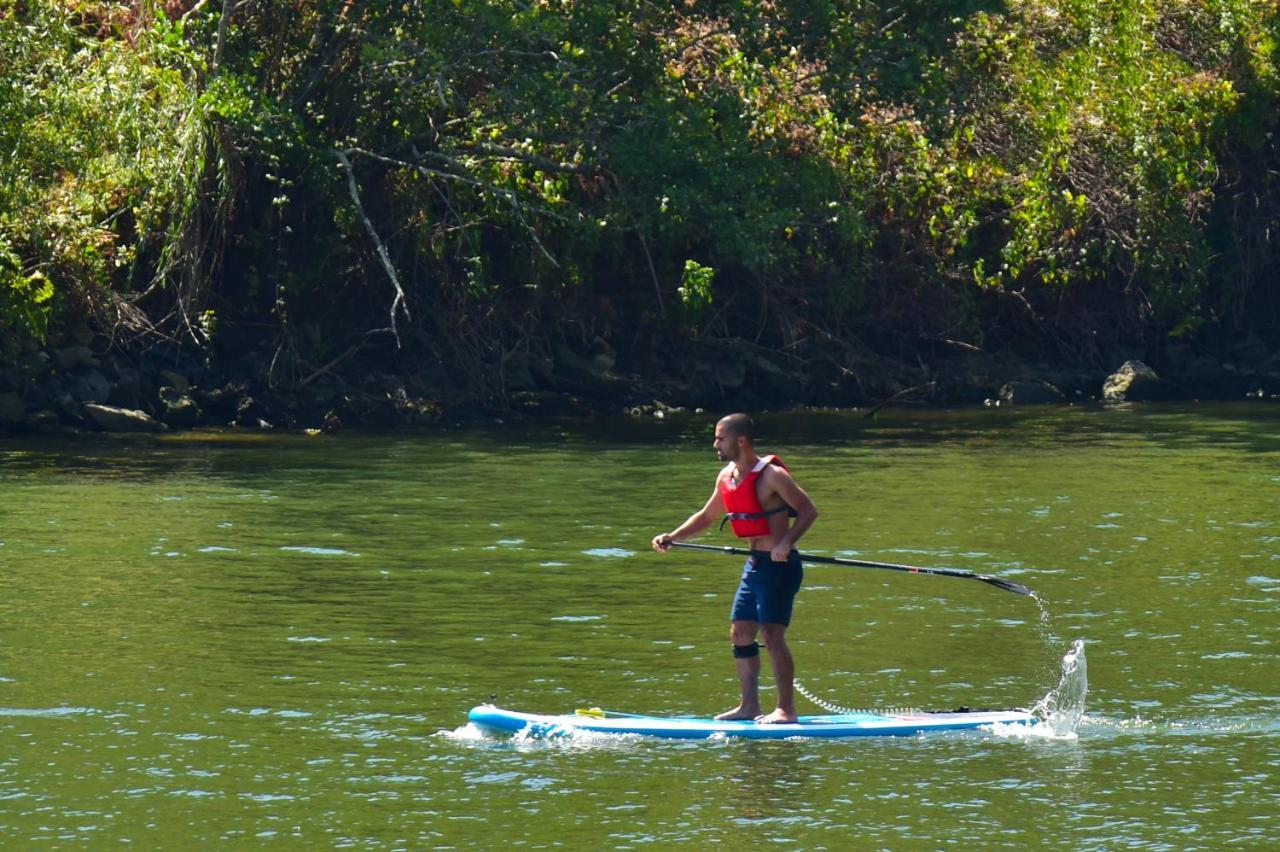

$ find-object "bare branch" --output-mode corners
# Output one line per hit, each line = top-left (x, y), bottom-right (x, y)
(213, 0), (231, 70)
(458, 141), (593, 176)
(637, 233), (665, 320)
(347, 146), (565, 264)
(334, 150), (411, 348)
(181, 0), (212, 24)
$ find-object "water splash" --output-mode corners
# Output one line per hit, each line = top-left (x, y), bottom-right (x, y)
(1029, 590), (1053, 629)
(438, 722), (491, 741)
(1030, 639), (1088, 737)
(437, 721), (641, 750)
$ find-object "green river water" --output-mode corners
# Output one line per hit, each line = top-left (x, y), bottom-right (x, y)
(1, 404), (1276, 848)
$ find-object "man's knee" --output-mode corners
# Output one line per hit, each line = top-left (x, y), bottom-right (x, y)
(759, 623), (787, 645)
(729, 620), (757, 645)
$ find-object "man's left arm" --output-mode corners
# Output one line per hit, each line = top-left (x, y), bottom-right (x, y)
(764, 466), (818, 561)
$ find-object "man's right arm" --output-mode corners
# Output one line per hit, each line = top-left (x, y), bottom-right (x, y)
(652, 485), (724, 552)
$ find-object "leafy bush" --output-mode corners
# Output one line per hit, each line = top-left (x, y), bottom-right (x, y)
(3, 0), (1279, 389)
(0, 1), (205, 342)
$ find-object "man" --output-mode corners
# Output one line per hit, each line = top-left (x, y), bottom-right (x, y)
(651, 413), (819, 723)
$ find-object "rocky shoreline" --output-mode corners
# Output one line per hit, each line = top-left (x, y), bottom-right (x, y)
(2, 329), (1279, 436)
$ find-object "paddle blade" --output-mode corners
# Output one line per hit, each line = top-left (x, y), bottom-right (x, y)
(978, 575), (1034, 596)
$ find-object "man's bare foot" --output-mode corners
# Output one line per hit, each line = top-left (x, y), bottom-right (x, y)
(755, 708), (798, 724)
(714, 705), (761, 721)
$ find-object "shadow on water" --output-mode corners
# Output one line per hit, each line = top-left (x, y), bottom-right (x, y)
(3, 400), (1278, 461)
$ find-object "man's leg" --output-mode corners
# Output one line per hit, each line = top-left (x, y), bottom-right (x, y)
(714, 619), (761, 720)
(756, 622), (797, 723)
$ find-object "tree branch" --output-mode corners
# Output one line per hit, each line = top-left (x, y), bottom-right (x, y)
(458, 141), (594, 176)
(637, 232), (665, 319)
(334, 150), (411, 348)
(182, 0), (212, 24)
(347, 146), (564, 264)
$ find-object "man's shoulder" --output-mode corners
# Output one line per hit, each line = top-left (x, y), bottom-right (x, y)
(760, 454), (790, 473)
(758, 457), (796, 486)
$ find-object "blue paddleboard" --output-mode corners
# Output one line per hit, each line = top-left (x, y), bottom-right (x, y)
(468, 704), (1036, 740)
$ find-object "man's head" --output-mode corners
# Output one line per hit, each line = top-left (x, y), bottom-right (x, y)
(714, 413), (756, 461)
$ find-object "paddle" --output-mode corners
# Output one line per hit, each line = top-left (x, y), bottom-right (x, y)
(666, 541), (1034, 597)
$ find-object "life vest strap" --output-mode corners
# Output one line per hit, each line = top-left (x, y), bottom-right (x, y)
(718, 505), (795, 532)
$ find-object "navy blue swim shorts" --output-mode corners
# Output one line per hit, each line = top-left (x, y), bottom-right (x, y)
(730, 550), (803, 626)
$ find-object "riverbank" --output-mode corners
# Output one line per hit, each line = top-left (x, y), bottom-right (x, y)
(3, 324), (1279, 435)
(6, 3), (1280, 439)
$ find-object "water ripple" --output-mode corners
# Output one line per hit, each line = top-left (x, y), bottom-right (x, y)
(279, 546), (360, 557)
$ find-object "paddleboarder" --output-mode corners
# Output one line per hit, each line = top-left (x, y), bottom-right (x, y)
(652, 413), (819, 723)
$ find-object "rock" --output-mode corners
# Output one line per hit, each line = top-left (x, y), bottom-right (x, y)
(1041, 369), (1103, 400)
(55, 393), (87, 425)
(1101, 345), (1146, 372)
(195, 382), (246, 421)
(1242, 353), (1280, 397)
(502, 358), (537, 391)
(1231, 334), (1270, 370)
(625, 400), (688, 417)
(1158, 344), (1194, 374)
(235, 395), (270, 427)
(1180, 358), (1245, 399)
(107, 366), (147, 410)
(68, 368), (112, 403)
(387, 390), (441, 423)
(932, 375), (994, 406)
(0, 392), (25, 425)
(83, 403), (166, 433)
(21, 349), (51, 376)
(157, 369), (190, 392)
(158, 386), (202, 428)
(753, 353), (786, 375)
(998, 380), (1066, 405)
(714, 359), (747, 390)
(590, 336), (617, 367)
(552, 344), (628, 395)
(55, 345), (96, 371)
(1102, 360), (1166, 403)
(511, 390), (587, 416)
(23, 409), (60, 432)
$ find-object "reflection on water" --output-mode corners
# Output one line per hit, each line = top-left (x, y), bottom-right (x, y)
(1, 403), (1277, 846)
(723, 743), (813, 822)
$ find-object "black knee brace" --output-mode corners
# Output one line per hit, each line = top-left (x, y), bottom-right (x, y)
(732, 642), (760, 659)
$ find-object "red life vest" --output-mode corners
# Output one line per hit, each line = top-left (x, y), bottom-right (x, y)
(718, 455), (791, 538)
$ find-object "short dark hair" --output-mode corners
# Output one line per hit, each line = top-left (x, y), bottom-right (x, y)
(718, 412), (756, 443)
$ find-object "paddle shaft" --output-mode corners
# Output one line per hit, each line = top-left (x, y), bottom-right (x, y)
(666, 541), (1034, 597)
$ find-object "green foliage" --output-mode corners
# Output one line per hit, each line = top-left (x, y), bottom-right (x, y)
(825, 0), (1272, 341)
(0, 235), (54, 338)
(0, 1), (206, 341)
(972, 1), (1238, 300)
(678, 260), (715, 326)
(3, 0), (1280, 377)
